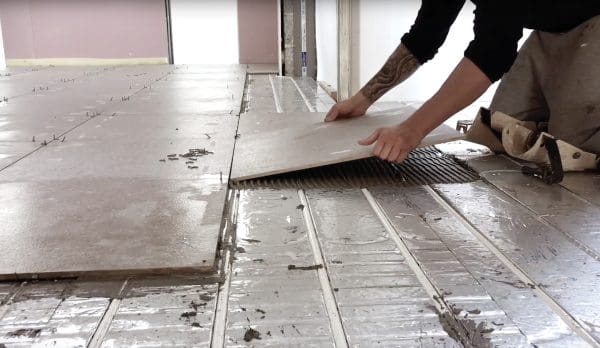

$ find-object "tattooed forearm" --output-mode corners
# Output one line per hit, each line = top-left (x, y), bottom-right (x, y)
(360, 44), (420, 103)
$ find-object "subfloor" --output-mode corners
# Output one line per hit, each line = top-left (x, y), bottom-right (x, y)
(0, 65), (599, 348)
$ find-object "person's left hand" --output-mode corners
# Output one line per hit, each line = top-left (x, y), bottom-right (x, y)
(358, 122), (425, 163)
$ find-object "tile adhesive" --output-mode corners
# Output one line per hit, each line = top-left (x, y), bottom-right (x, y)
(231, 146), (480, 189)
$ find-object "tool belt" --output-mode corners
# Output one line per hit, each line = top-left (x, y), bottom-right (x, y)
(465, 108), (599, 184)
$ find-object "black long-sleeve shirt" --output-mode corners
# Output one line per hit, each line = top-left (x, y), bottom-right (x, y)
(401, 0), (600, 82)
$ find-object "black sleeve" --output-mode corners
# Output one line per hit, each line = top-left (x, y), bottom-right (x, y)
(401, 0), (467, 64)
(464, 1), (524, 82)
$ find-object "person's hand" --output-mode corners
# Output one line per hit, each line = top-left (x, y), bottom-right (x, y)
(324, 92), (371, 122)
(358, 122), (425, 163)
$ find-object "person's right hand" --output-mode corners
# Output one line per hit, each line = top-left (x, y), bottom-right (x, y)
(324, 92), (372, 122)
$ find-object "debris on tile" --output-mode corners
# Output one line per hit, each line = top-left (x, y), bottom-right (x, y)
(180, 311), (197, 319)
(190, 301), (206, 311)
(287, 264), (323, 271)
(243, 327), (261, 342)
(6, 328), (42, 338)
(181, 148), (214, 157)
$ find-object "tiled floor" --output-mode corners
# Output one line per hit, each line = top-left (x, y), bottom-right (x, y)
(0, 65), (244, 279)
(0, 67), (598, 347)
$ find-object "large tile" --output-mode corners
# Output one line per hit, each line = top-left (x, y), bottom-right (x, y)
(107, 82), (245, 116)
(0, 112), (88, 142)
(0, 142), (40, 170)
(79, 112), (237, 139)
(0, 65), (244, 279)
(0, 178), (225, 279)
(0, 123), (236, 181)
(231, 111), (463, 181)
(0, 93), (101, 119)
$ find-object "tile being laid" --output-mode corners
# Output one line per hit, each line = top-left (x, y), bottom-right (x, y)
(231, 111), (463, 181)
(238, 106), (418, 134)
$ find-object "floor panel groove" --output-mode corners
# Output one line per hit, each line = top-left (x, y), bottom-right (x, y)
(425, 185), (600, 347)
(299, 189), (350, 348)
(363, 188), (485, 347)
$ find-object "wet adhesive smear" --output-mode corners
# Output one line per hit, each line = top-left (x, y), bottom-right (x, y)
(243, 327), (261, 342)
(287, 264), (323, 271)
(232, 146), (479, 189)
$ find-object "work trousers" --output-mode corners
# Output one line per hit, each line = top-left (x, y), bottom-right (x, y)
(490, 15), (600, 153)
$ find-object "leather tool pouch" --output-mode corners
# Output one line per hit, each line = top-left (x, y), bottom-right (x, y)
(465, 108), (599, 184)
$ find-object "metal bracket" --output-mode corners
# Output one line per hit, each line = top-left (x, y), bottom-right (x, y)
(521, 136), (564, 184)
(456, 120), (473, 134)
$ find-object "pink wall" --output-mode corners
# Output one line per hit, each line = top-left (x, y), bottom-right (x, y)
(237, 0), (278, 64)
(0, 0), (169, 60)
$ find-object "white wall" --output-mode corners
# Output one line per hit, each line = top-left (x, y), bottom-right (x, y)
(316, 0), (532, 105)
(170, 0), (239, 64)
(315, 0), (338, 89)
(357, 0), (497, 102)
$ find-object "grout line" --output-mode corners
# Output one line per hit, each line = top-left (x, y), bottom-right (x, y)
(298, 189), (349, 348)
(423, 185), (600, 347)
(268, 74), (283, 113)
(225, 72), (249, 186)
(290, 77), (316, 112)
(87, 280), (129, 348)
(210, 190), (240, 348)
(0, 145), (48, 172)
